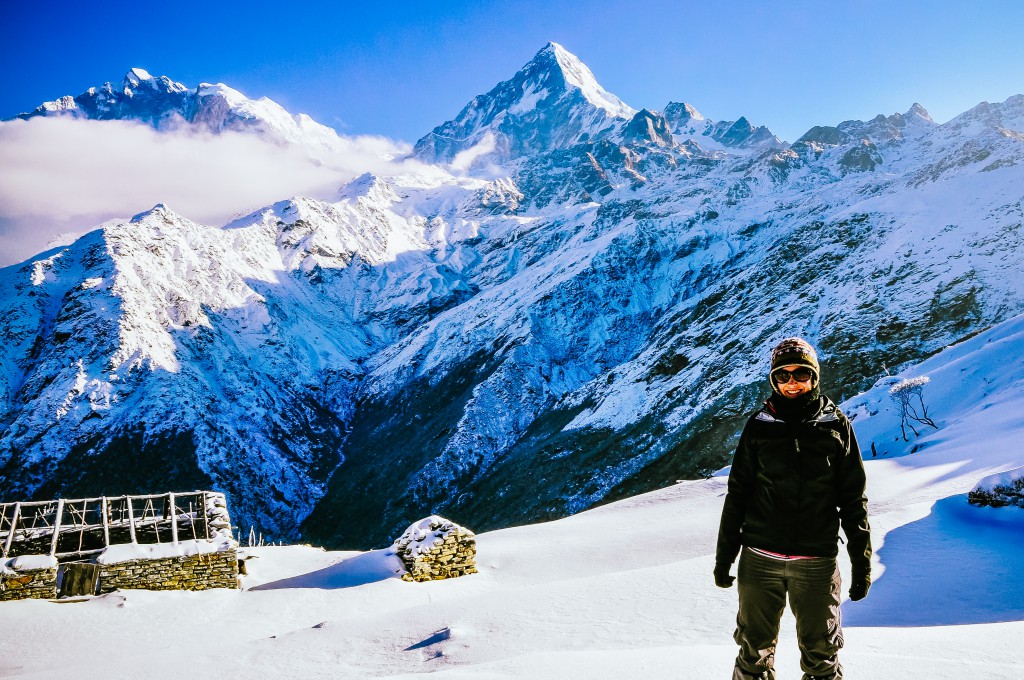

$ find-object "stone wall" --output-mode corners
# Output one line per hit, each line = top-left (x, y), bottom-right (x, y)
(0, 567), (58, 601)
(393, 516), (477, 582)
(97, 549), (239, 594)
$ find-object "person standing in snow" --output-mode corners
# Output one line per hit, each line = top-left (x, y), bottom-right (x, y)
(715, 337), (871, 680)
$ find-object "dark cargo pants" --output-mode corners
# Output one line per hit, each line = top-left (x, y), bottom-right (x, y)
(732, 547), (844, 680)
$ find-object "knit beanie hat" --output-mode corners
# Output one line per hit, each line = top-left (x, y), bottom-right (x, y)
(769, 337), (820, 390)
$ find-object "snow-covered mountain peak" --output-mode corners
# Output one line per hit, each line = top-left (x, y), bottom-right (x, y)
(338, 172), (401, 205)
(834, 102), (940, 145)
(664, 101), (784, 151)
(622, 108), (674, 147)
(412, 42), (638, 167)
(130, 203), (174, 223)
(533, 42), (635, 119)
(907, 102), (934, 123)
(945, 94), (1024, 135)
(222, 181), (444, 274)
(9, 70), (346, 155)
(891, 103), (938, 138)
(120, 68), (189, 97)
(196, 81), (246, 104)
(123, 67), (154, 88)
(665, 101), (704, 122)
(891, 103), (936, 129)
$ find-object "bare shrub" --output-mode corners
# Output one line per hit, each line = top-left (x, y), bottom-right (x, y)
(889, 376), (938, 442)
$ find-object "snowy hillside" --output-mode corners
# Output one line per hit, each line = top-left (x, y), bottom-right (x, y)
(0, 319), (1021, 679)
(0, 173), (505, 536)
(2, 43), (1024, 548)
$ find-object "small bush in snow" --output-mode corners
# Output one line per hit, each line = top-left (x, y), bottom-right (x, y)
(889, 376), (938, 441)
(968, 477), (1024, 509)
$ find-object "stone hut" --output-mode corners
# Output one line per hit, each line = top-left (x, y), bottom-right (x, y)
(393, 515), (477, 582)
(1, 491), (238, 601)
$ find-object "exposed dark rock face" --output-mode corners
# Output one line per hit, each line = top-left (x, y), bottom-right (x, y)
(623, 109), (675, 148)
(840, 141), (883, 172)
(797, 126), (853, 146)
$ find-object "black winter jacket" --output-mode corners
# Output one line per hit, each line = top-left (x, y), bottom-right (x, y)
(716, 395), (872, 575)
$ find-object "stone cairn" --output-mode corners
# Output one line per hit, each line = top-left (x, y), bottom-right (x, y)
(392, 516), (477, 582)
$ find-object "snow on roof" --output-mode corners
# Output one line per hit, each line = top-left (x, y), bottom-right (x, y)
(95, 537), (234, 565)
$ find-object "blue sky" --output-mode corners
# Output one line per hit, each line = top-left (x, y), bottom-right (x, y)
(3, 0), (1024, 144)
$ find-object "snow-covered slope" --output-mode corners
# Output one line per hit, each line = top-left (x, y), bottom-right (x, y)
(0, 317), (1021, 679)
(2, 45), (1024, 549)
(305, 85), (1024, 547)
(0, 171), (507, 536)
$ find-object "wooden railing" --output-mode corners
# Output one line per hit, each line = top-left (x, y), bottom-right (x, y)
(0, 491), (221, 561)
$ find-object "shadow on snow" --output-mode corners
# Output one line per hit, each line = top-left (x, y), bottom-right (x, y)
(844, 494), (1024, 627)
(251, 548), (404, 590)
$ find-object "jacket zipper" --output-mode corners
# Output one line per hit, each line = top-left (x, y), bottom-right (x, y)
(794, 437), (802, 551)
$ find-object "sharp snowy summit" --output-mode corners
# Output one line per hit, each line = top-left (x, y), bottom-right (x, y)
(2, 44), (1024, 552)
(413, 42), (638, 167)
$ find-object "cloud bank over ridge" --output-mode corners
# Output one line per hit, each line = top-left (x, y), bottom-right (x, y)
(0, 116), (417, 266)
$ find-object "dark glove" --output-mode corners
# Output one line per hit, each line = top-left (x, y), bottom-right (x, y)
(714, 562), (735, 588)
(849, 569), (871, 601)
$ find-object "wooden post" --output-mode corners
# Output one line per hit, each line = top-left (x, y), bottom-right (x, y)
(187, 501), (198, 541)
(200, 491), (210, 540)
(77, 500), (86, 554)
(3, 503), (20, 557)
(49, 499), (65, 557)
(101, 497), (110, 548)
(150, 499), (160, 544)
(126, 497), (137, 544)
(169, 493), (178, 545)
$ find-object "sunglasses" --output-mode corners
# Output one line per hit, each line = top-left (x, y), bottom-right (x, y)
(773, 368), (814, 384)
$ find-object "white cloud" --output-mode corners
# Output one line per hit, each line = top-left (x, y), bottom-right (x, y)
(450, 131), (498, 173)
(0, 117), (424, 266)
